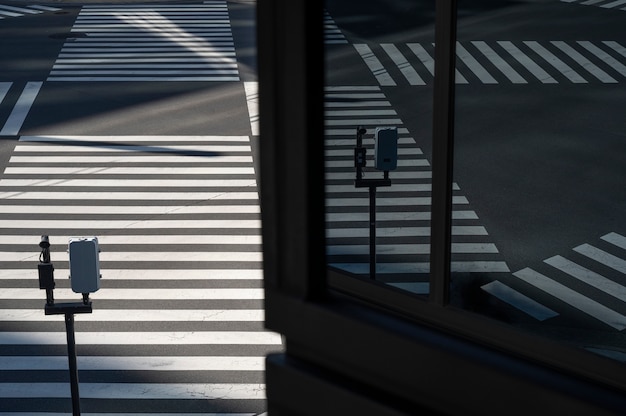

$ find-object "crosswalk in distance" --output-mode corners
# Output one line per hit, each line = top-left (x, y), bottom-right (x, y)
(0, 135), (279, 414)
(48, 1), (240, 82)
(561, 0), (626, 11)
(0, 4), (61, 20)
(354, 40), (626, 86)
(324, 86), (509, 292)
(483, 232), (626, 332)
(324, 10), (348, 45)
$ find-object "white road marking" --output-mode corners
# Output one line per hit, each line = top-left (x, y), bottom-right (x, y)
(0, 82), (42, 136)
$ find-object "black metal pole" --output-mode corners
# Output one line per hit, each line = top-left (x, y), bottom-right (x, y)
(65, 313), (81, 416)
(369, 185), (376, 280)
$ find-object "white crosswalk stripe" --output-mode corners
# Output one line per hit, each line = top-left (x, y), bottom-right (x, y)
(324, 10), (348, 44)
(561, 0), (626, 10)
(324, 86), (509, 288)
(355, 41), (626, 85)
(48, 1), (240, 82)
(0, 4), (60, 19)
(485, 232), (626, 329)
(0, 134), (276, 413)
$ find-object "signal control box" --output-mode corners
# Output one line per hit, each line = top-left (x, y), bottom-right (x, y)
(68, 237), (101, 294)
(374, 127), (398, 171)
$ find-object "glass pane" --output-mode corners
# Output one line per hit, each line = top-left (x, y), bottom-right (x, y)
(324, 1), (436, 296)
(451, 0), (626, 362)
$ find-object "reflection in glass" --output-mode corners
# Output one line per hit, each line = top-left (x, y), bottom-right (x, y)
(323, 1), (437, 296)
(451, 1), (626, 362)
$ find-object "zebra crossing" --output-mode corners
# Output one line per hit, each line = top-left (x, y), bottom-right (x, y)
(0, 4), (61, 20)
(324, 10), (348, 45)
(324, 86), (509, 291)
(354, 40), (626, 86)
(0, 82), (42, 136)
(561, 0), (626, 11)
(0, 134), (278, 413)
(48, 1), (239, 82)
(483, 232), (626, 331)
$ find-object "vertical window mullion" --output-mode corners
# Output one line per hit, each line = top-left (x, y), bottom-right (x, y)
(429, 0), (457, 306)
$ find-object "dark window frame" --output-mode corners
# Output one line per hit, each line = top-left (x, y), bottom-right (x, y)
(258, 0), (626, 413)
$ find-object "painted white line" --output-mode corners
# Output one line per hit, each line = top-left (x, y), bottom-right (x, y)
(0, 179), (256, 188)
(0, 251), (262, 262)
(551, 41), (617, 83)
(55, 58), (236, 64)
(0, 234), (261, 245)
(482, 280), (558, 321)
(326, 226), (488, 238)
(19, 135), (250, 142)
(603, 42), (626, 63)
(577, 41), (626, 77)
(50, 70), (239, 76)
(325, 157), (425, 167)
(324, 148), (421, 157)
(3, 166), (254, 175)
(324, 86), (381, 91)
(545, 255), (626, 303)
(498, 41), (557, 83)
(381, 44), (425, 85)
(456, 42), (498, 84)
(354, 44), (396, 86)
(0, 82), (11, 104)
(325, 92), (386, 99)
(59, 51), (235, 58)
(0, 5), (42, 14)
(513, 267), (626, 330)
(8, 155), (252, 163)
(423, 42), (469, 84)
(574, 244), (626, 274)
(602, 232), (626, 250)
(0, 383), (265, 400)
(325, 183), (450, 193)
(325, 127), (410, 136)
(325, 100), (391, 108)
(48, 77), (241, 82)
(325, 139), (416, 149)
(0, 205), (260, 214)
(330, 261), (509, 274)
(0, 356), (265, 371)
(325, 109), (398, 117)
(325, 118), (403, 126)
(243, 82), (259, 136)
(0, 10), (22, 17)
(0, 268), (263, 280)
(325, 196), (468, 206)
(0, 82), (42, 136)
(472, 41), (527, 83)
(600, 0), (626, 7)
(327, 243), (498, 255)
(0, 331), (282, 345)
(326, 210), (478, 222)
(0, 288), (264, 300)
(524, 41), (587, 83)
(0, 219), (261, 228)
(14, 144), (250, 153)
(0, 413), (256, 416)
(0, 191), (258, 200)
(0, 309), (264, 322)
(407, 43), (435, 76)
